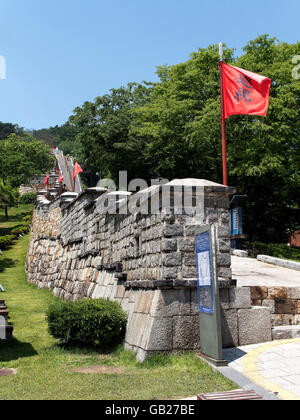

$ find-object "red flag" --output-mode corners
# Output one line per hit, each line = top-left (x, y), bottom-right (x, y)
(73, 162), (83, 180)
(44, 174), (49, 185)
(221, 63), (271, 119)
(58, 173), (64, 184)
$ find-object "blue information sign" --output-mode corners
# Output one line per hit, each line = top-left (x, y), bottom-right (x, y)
(195, 231), (214, 314)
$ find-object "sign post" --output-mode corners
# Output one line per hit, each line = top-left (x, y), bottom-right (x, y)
(195, 225), (227, 366)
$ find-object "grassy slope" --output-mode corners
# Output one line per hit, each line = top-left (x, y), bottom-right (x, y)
(0, 207), (236, 400)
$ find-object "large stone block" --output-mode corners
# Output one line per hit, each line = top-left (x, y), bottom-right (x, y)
(173, 315), (200, 350)
(220, 287), (251, 310)
(134, 290), (156, 314)
(125, 312), (149, 348)
(275, 299), (298, 315)
(286, 288), (300, 299)
(150, 289), (191, 318)
(163, 224), (183, 238)
(144, 317), (173, 351)
(268, 287), (287, 300)
(270, 314), (294, 327)
(217, 253), (231, 268)
(272, 326), (300, 340)
(221, 308), (239, 348)
(250, 286), (268, 301)
(162, 253), (182, 267)
(161, 239), (177, 252)
(238, 307), (272, 346)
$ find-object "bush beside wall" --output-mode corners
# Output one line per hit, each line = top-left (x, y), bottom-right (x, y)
(46, 298), (127, 349)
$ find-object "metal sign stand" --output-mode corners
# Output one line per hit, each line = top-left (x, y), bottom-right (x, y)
(195, 225), (227, 367)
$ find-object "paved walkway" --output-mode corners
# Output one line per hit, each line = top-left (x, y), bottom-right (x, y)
(232, 256), (300, 287)
(223, 338), (300, 400)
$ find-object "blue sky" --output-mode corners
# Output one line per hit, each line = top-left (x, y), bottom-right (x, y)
(0, 0), (299, 129)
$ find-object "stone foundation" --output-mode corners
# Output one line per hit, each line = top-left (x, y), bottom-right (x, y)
(250, 286), (300, 327)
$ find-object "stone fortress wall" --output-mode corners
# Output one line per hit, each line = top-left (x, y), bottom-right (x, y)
(26, 178), (274, 361)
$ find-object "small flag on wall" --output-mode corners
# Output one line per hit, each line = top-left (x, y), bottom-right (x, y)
(73, 162), (83, 180)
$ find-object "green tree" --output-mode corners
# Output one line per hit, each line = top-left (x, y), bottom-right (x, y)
(32, 123), (79, 155)
(0, 134), (53, 217)
(132, 35), (300, 241)
(69, 83), (152, 186)
(0, 180), (19, 219)
(67, 35), (300, 242)
(0, 122), (24, 140)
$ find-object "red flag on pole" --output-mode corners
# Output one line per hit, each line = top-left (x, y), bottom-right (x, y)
(44, 174), (49, 185)
(58, 173), (64, 184)
(73, 162), (83, 180)
(221, 63), (272, 119)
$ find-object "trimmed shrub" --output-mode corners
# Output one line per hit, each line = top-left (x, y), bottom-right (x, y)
(11, 224), (30, 236)
(19, 192), (37, 204)
(0, 235), (16, 249)
(22, 215), (32, 224)
(245, 242), (300, 262)
(46, 298), (127, 349)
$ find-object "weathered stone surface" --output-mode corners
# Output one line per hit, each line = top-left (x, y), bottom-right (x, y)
(162, 253), (182, 267)
(271, 314), (294, 327)
(179, 238), (195, 252)
(217, 253), (231, 268)
(145, 317), (173, 351)
(221, 287), (251, 310)
(272, 326), (300, 341)
(238, 307), (272, 346)
(286, 288), (300, 299)
(161, 239), (178, 252)
(150, 289), (191, 318)
(268, 287), (287, 300)
(275, 299), (298, 315)
(251, 286), (268, 301)
(163, 224), (183, 238)
(221, 308), (239, 348)
(172, 315), (200, 350)
(262, 299), (275, 314)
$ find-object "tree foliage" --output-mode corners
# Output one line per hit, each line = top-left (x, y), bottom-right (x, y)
(0, 122), (24, 140)
(69, 82), (153, 184)
(0, 134), (54, 188)
(31, 123), (79, 155)
(68, 35), (299, 242)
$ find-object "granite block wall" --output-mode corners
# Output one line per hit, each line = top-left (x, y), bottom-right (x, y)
(25, 179), (273, 361)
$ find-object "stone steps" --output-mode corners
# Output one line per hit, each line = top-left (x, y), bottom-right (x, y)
(272, 325), (300, 340)
(0, 300), (13, 341)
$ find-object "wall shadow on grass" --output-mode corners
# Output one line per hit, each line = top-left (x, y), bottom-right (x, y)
(0, 258), (18, 272)
(0, 338), (38, 362)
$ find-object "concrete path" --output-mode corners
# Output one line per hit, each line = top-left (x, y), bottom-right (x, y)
(223, 338), (300, 400)
(232, 256), (300, 287)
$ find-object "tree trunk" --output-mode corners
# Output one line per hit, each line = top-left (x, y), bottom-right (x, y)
(5, 205), (8, 220)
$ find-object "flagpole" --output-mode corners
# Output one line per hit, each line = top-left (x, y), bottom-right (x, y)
(219, 43), (228, 186)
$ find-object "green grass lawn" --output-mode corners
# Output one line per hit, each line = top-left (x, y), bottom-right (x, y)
(0, 206), (236, 400)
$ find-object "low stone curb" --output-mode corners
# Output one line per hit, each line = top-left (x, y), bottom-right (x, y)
(257, 255), (300, 272)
